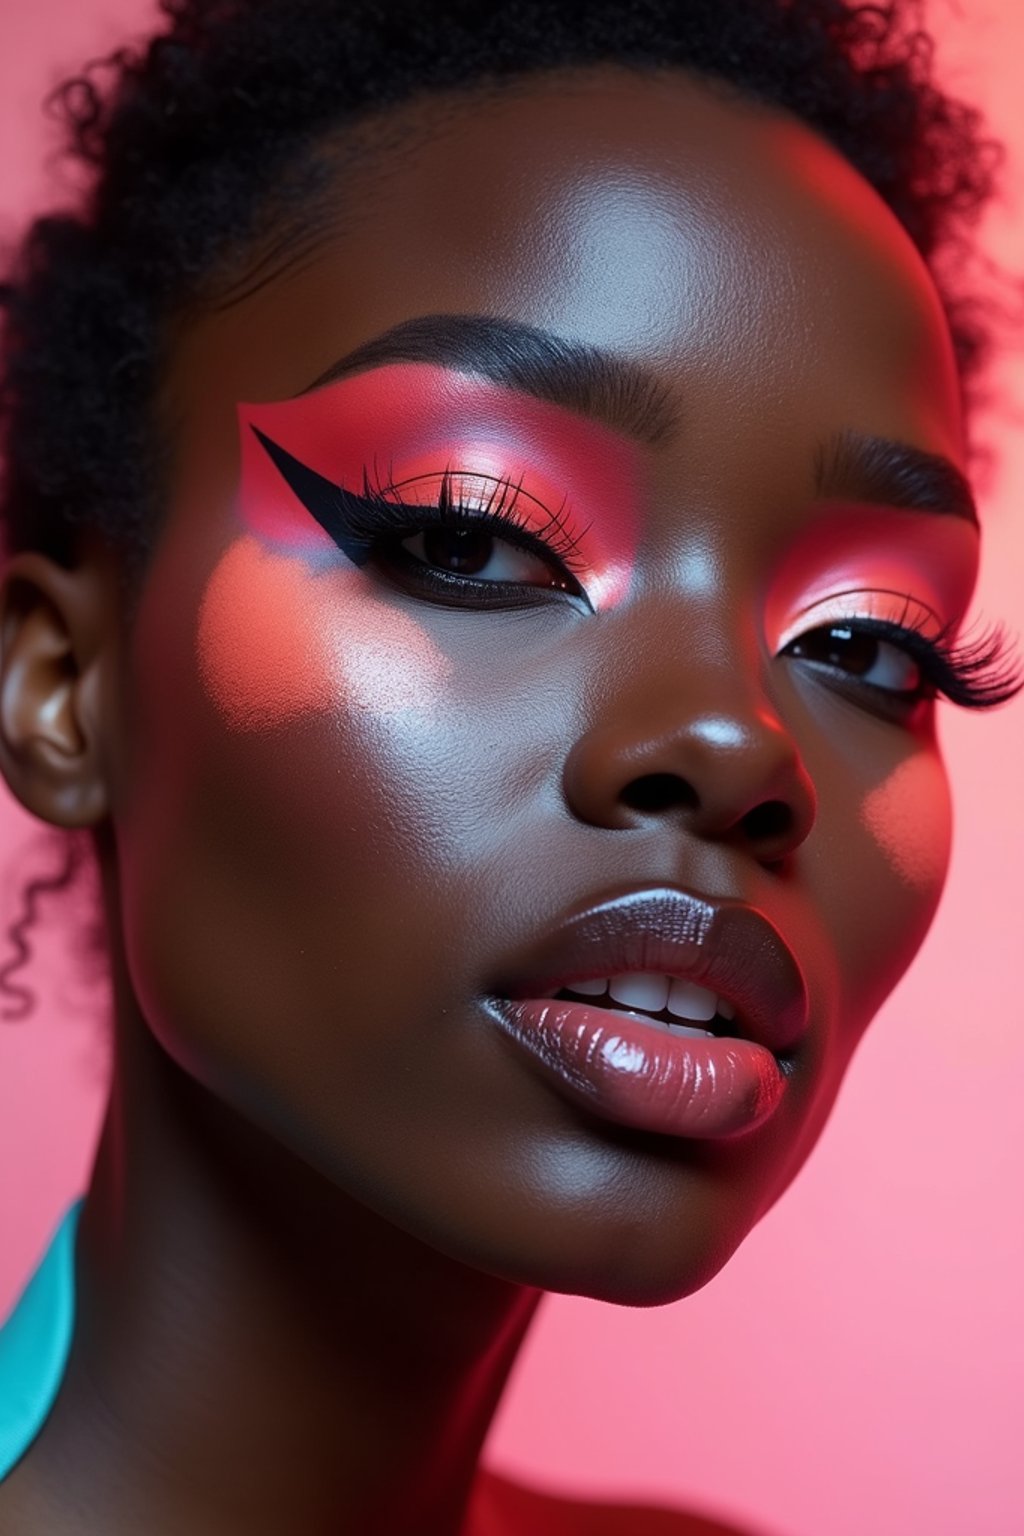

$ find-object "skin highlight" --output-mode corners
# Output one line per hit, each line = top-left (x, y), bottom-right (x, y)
(860, 754), (952, 893)
(0, 65), (984, 1536)
(197, 536), (453, 730)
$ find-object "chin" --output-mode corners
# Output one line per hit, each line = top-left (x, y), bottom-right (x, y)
(418, 1164), (771, 1309)
(516, 1225), (753, 1309)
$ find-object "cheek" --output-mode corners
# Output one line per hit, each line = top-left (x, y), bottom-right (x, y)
(860, 753), (952, 895)
(195, 535), (452, 730)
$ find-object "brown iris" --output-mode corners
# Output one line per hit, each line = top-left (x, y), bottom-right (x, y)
(421, 526), (495, 575)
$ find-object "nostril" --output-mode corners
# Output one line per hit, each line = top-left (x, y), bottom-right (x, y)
(741, 799), (793, 845)
(621, 773), (700, 814)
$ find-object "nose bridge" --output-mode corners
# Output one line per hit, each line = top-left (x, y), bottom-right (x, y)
(603, 579), (772, 745)
(561, 599), (817, 852)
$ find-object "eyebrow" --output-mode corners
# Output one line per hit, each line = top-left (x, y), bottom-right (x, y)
(297, 312), (978, 525)
(813, 429), (978, 526)
(296, 313), (678, 446)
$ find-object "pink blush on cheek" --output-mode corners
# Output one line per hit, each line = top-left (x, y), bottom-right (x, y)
(860, 755), (952, 894)
(196, 535), (452, 731)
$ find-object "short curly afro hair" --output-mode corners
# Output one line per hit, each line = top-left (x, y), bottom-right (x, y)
(0, 0), (1010, 1018)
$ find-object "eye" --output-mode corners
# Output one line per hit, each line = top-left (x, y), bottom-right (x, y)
(399, 524), (567, 587)
(245, 429), (591, 603)
(782, 623), (922, 695)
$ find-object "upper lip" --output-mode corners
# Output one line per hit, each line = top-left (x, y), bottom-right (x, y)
(489, 886), (809, 1056)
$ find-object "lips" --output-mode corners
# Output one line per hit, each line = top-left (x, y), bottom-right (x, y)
(481, 886), (810, 1141)
(488, 885), (809, 1057)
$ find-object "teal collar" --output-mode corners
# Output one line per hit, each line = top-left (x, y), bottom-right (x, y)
(0, 1199), (84, 1483)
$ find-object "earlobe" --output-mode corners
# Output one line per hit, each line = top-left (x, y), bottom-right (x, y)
(0, 548), (113, 829)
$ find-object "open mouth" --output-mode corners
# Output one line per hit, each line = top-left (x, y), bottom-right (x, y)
(552, 975), (738, 1039)
(485, 888), (806, 1139)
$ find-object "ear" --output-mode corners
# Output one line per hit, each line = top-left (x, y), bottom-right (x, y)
(0, 545), (117, 828)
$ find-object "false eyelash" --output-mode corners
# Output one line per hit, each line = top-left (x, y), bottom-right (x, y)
(248, 426), (591, 589)
(840, 612), (1024, 710)
(350, 462), (592, 577)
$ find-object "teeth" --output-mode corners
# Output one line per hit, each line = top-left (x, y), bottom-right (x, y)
(608, 972), (670, 1012)
(560, 973), (729, 1026)
(566, 976), (608, 997)
(666, 977), (718, 1022)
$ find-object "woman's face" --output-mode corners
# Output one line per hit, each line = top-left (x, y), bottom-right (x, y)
(110, 67), (978, 1303)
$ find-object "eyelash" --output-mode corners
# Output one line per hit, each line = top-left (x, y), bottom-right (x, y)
(332, 464), (593, 603)
(251, 429), (1023, 713)
(249, 427), (592, 605)
(784, 613), (1024, 712)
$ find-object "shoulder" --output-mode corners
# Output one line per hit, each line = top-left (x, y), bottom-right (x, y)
(472, 1469), (768, 1536)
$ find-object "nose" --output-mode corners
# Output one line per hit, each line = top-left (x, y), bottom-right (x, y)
(561, 676), (817, 866)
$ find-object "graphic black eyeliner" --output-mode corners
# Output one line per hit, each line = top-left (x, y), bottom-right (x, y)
(251, 426), (591, 594)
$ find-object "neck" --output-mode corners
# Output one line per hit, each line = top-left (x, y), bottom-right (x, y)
(22, 983), (541, 1536)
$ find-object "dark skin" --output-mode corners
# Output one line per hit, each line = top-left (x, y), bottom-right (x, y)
(0, 64), (976, 1535)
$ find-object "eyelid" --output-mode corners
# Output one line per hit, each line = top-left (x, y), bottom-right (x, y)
(370, 465), (593, 574)
(762, 509), (980, 657)
(773, 589), (944, 652)
(385, 467), (569, 533)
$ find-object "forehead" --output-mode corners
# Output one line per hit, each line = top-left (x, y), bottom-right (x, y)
(170, 65), (963, 460)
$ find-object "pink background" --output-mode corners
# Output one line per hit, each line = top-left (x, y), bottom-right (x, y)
(1, 3), (1022, 1532)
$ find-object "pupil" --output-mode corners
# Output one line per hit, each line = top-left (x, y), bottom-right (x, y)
(824, 626), (876, 675)
(795, 625), (877, 675)
(423, 526), (493, 575)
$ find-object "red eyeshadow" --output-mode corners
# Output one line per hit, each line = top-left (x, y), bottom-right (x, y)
(764, 502), (980, 649)
(237, 362), (643, 609)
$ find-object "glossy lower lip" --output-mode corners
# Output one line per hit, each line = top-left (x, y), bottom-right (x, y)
(484, 995), (788, 1140)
